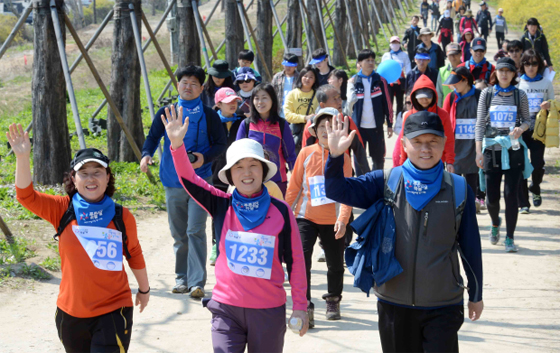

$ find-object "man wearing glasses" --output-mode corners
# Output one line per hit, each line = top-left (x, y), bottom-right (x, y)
(457, 37), (495, 83)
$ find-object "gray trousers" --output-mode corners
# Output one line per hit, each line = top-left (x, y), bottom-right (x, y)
(165, 183), (210, 288)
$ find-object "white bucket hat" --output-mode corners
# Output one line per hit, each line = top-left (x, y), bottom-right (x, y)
(218, 138), (278, 185)
(307, 107), (339, 136)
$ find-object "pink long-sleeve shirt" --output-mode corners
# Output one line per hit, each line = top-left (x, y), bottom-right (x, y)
(171, 145), (307, 311)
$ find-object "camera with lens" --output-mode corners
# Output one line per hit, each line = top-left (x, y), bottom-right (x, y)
(187, 151), (198, 164)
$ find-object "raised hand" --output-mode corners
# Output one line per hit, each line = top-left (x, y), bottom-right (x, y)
(6, 123), (31, 158)
(161, 105), (189, 150)
(325, 113), (356, 158)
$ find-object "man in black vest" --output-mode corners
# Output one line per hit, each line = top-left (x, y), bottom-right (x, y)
(347, 49), (394, 171)
(403, 16), (422, 69)
(325, 112), (484, 353)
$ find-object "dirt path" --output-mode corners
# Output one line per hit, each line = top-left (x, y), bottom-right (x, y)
(1, 1), (560, 352)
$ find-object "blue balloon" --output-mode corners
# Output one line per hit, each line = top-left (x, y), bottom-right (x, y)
(377, 60), (403, 84)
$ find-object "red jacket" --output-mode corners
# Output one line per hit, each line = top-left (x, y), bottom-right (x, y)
(393, 75), (455, 166)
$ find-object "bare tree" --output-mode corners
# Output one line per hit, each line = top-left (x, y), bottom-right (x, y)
(106, 0), (145, 162)
(32, 0), (72, 184)
(306, 0), (324, 53)
(255, 0), (272, 81)
(177, 0), (201, 67)
(285, 0), (302, 67)
(225, 0), (244, 69)
(332, 0), (347, 66)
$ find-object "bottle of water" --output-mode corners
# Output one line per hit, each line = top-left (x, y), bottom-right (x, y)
(510, 127), (520, 151)
(288, 317), (303, 334)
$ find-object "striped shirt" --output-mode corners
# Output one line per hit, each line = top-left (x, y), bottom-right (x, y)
(475, 87), (530, 150)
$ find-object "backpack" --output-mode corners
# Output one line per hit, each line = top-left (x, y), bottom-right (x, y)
(54, 201), (132, 259)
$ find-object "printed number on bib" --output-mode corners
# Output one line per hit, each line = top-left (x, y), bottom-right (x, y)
(73, 225), (123, 271)
(308, 175), (335, 206)
(527, 93), (544, 114)
(455, 119), (476, 140)
(225, 230), (275, 280)
(496, 19), (504, 26)
(490, 105), (516, 128)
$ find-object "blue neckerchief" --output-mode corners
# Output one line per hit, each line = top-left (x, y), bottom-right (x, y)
(357, 69), (375, 82)
(411, 25), (419, 30)
(178, 96), (204, 123)
(401, 159), (444, 211)
(72, 193), (115, 228)
(218, 110), (240, 124)
(493, 84), (516, 96)
(231, 187), (271, 231)
(454, 86), (476, 103)
(390, 49), (403, 55)
(521, 74), (543, 82)
(469, 56), (487, 69)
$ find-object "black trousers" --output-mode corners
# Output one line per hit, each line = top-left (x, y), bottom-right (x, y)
(388, 80), (404, 116)
(480, 28), (489, 41)
(484, 148), (524, 239)
(345, 212), (355, 248)
(461, 173), (478, 198)
(359, 126), (386, 171)
(518, 130), (546, 208)
(298, 218), (345, 301)
(55, 306), (133, 353)
(378, 301), (464, 353)
(496, 31), (505, 50)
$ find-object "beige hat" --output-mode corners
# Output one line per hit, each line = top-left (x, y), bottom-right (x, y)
(418, 27), (434, 38)
(218, 138), (278, 185)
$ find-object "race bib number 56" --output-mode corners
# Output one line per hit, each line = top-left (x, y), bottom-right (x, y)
(73, 225), (123, 271)
(225, 230), (275, 280)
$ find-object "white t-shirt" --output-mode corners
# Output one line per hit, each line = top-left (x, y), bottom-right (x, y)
(360, 78), (377, 129)
(282, 76), (294, 107)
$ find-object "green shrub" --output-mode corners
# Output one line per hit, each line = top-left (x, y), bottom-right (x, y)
(83, 0), (113, 26)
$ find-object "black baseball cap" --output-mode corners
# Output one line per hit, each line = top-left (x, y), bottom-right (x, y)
(443, 66), (472, 86)
(403, 111), (445, 139)
(70, 148), (110, 171)
(472, 37), (487, 51)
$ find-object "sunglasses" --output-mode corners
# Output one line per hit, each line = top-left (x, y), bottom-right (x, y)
(405, 101), (412, 105)
(523, 62), (539, 67)
(474, 49), (485, 53)
(238, 80), (253, 84)
(508, 49), (521, 54)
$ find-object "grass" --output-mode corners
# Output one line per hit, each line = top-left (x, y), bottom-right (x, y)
(0, 237), (36, 264)
(40, 256), (61, 271)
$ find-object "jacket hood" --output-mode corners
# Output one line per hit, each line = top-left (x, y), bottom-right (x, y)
(410, 75), (438, 113)
(461, 28), (473, 42)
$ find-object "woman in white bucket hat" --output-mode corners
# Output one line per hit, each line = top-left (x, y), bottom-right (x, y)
(161, 105), (309, 352)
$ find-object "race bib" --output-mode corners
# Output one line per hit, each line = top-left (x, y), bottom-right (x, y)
(455, 119), (476, 139)
(490, 105), (516, 128)
(496, 19), (504, 26)
(308, 175), (335, 206)
(527, 93), (544, 114)
(225, 230), (275, 280)
(73, 225), (123, 271)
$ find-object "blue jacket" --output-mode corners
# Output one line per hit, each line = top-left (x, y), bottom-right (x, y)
(142, 103), (227, 188)
(345, 198), (403, 296)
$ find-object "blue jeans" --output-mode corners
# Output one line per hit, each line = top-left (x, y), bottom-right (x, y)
(165, 181), (210, 289)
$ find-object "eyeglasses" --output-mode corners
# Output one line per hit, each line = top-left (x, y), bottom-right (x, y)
(405, 101), (412, 105)
(508, 49), (521, 54)
(523, 62), (539, 67)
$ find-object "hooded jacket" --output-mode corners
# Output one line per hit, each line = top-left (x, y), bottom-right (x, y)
(522, 30), (553, 67)
(459, 16), (478, 35)
(460, 28), (474, 63)
(393, 75), (456, 166)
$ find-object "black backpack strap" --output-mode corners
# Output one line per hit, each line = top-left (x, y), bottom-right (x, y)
(244, 117), (251, 138)
(54, 198), (76, 241)
(205, 106), (214, 145)
(305, 90), (316, 116)
(113, 203), (132, 260)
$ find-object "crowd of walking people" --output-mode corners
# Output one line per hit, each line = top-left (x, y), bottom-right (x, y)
(5, 0), (558, 352)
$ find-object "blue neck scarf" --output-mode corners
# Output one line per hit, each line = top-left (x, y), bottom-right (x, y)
(521, 74), (543, 82)
(231, 187), (271, 231)
(454, 86), (476, 103)
(411, 25), (419, 30)
(469, 56), (487, 69)
(390, 49), (403, 55)
(218, 110), (240, 124)
(178, 96), (204, 123)
(358, 69), (375, 82)
(402, 159), (444, 211)
(72, 193), (115, 228)
(493, 84), (516, 96)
